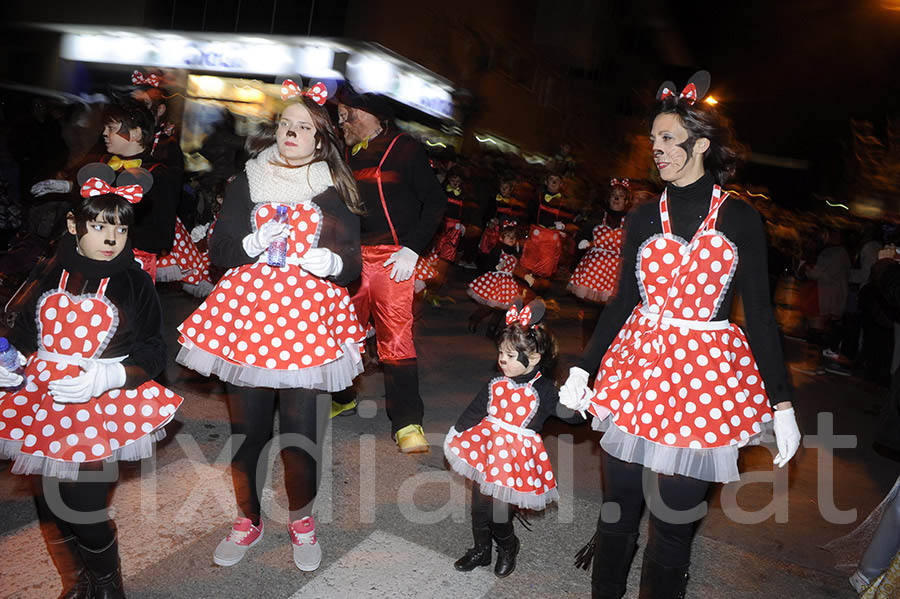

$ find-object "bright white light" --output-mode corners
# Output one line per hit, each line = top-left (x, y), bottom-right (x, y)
(296, 46), (339, 78)
(346, 53), (396, 94)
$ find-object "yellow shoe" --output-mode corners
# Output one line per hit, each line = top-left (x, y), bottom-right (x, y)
(394, 424), (429, 454)
(330, 399), (357, 419)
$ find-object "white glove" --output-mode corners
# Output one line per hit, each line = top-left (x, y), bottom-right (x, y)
(384, 246), (419, 282)
(455, 223), (466, 235)
(299, 247), (343, 278)
(772, 407), (801, 468)
(0, 351), (26, 387)
(554, 221), (566, 231)
(559, 367), (592, 412)
(242, 221), (291, 258)
(578, 239), (590, 250)
(48, 362), (126, 404)
(190, 223), (210, 243)
(30, 179), (72, 197)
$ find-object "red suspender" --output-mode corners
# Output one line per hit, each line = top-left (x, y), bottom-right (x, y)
(376, 134), (406, 246)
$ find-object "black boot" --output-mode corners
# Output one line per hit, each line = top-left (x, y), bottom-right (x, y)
(453, 526), (492, 571)
(493, 533), (520, 578)
(589, 531), (639, 599)
(79, 537), (125, 599)
(46, 535), (92, 599)
(638, 554), (689, 599)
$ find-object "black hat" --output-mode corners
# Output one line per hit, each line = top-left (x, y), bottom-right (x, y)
(339, 87), (395, 121)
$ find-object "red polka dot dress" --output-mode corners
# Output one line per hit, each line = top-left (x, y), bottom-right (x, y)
(414, 249), (440, 294)
(444, 373), (559, 510)
(176, 201), (366, 391)
(568, 214), (625, 303)
(156, 218), (214, 297)
(587, 186), (773, 483)
(0, 271), (183, 480)
(467, 251), (523, 309)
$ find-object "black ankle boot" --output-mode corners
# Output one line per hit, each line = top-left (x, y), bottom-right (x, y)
(78, 537), (125, 599)
(590, 531), (639, 599)
(493, 533), (519, 578)
(454, 525), (492, 571)
(46, 535), (92, 599)
(638, 554), (689, 599)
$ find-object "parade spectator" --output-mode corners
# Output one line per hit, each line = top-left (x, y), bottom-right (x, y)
(803, 228), (852, 371)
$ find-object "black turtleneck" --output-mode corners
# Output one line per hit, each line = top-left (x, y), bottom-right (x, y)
(9, 235), (166, 387)
(578, 172), (793, 407)
(454, 368), (584, 432)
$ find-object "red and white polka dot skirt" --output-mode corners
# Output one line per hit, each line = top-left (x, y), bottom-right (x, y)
(444, 373), (559, 510)
(176, 202), (365, 391)
(588, 187), (773, 483)
(157, 218), (208, 288)
(569, 219), (624, 303)
(467, 252), (523, 309)
(0, 271), (183, 480)
(414, 249), (440, 293)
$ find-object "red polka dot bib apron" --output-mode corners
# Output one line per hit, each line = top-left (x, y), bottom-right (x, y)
(569, 214), (625, 302)
(467, 251), (523, 309)
(587, 186), (773, 483)
(177, 201), (365, 391)
(0, 270), (183, 480)
(444, 373), (559, 510)
(157, 218), (212, 293)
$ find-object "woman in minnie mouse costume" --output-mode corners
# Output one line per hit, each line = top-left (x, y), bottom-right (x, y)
(0, 166), (183, 599)
(559, 72), (802, 598)
(445, 299), (582, 578)
(176, 80), (365, 572)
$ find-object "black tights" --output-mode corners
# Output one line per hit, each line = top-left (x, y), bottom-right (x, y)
(471, 485), (515, 539)
(598, 452), (710, 567)
(33, 469), (117, 551)
(226, 384), (329, 524)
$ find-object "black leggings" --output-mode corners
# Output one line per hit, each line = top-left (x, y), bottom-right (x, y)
(226, 384), (329, 524)
(599, 452), (710, 568)
(471, 485), (515, 539)
(33, 469), (117, 551)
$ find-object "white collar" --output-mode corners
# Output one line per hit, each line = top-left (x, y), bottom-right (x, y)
(244, 144), (334, 205)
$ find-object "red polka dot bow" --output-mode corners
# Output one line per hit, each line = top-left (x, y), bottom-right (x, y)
(280, 79), (329, 106)
(658, 84), (697, 104)
(656, 71), (711, 106)
(81, 177), (143, 204)
(505, 304), (532, 327)
(610, 178), (630, 188)
(131, 70), (160, 88)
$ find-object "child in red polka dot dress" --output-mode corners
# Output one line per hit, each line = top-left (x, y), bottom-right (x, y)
(445, 299), (584, 578)
(176, 89), (366, 573)
(157, 217), (214, 297)
(0, 175), (183, 596)
(466, 224), (524, 335)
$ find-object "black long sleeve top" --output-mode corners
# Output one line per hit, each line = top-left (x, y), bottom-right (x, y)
(209, 172), (362, 287)
(9, 235), (166, 388)
(578, 173), (793, 408)
(528, 190), (574, 228)
(347, 130), (447, 254)
(454, 371), (584, 432)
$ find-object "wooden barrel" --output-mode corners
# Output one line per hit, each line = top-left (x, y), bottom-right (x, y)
(774, 275), (804, 336)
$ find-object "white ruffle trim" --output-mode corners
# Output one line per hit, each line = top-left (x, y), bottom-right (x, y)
(466, 288), (513, 309)
(0, 428), (167, 481)
(443, 427), (559, 511)
(181, 280), (214, 298)
(176, 340), (363, 392)
(567, 282), (608, 303)
(414, 279), (426, 294)
(156, 264), (183, 282)
(591, 417), (772, 483)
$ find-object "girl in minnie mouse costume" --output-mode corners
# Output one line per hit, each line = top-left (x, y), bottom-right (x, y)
(445, 299), (582, 578)
(559, 72), (802, 598)
(466, 222), (524, 335)
(176, 80), (365, 572)
(0, 165), (183, 599)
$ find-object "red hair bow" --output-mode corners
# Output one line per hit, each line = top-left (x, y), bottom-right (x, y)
(658, 84), (696, 104)
(505, 304), (532, 327)
(610, 178), (630, 188)
(131, 70), (160, 88)
(280, 79), (329, 106)
(81, 177), (143, 204)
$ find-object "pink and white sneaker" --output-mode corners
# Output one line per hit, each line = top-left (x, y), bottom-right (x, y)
(213, 518), (264, 566)
(290, 517), (322, 571)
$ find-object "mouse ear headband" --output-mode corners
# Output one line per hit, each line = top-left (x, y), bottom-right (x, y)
(77, 162), (153, 204)
(610, 178), (630, 188)
(656, 70), (711, 105)
(505, 298), (546, 328)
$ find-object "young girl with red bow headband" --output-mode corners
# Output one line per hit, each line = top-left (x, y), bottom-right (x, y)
(444, 298), (583, 579)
